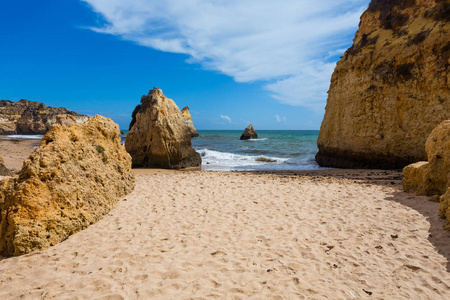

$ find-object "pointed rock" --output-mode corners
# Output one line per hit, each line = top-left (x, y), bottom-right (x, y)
(240, 124), (258, 140)
(126, 88), (201, 169)
(181, 106), (199, 137)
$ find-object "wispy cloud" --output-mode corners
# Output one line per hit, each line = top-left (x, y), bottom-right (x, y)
(83, 0), (369, 111)
(220, 115), (232, 123)
(275, 114), (286, 123)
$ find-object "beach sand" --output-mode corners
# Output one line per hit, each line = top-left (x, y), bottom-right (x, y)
(0, 141), (450, 299)
(0, 137), (40, 173)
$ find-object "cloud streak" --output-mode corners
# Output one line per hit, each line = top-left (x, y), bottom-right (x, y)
(83, 0), (369, 111)
(275, 114), (286, 123)
(220, 115), (232, 123)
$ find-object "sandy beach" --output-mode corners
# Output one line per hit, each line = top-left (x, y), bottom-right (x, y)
(0, 141), (450, 299)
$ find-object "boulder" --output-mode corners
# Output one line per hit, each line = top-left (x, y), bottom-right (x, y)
(0, 154), (12, 176)
(0, 115), (135, 256)
(125, 88), (201, 169)
(181, 106), (199, 137)
(0, 99), (88, 135)
(240, 124), (258, 140)
(402, 120), (450, 229)
(316, 0), (450, 169)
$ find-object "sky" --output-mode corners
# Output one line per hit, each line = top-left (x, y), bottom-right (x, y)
(0, 0), (371, 130)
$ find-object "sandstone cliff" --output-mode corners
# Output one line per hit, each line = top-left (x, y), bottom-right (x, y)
(0, 99), (88, 135)
(316, 0), (449, 169)
(402, 120), (450, 229)
(240, 124), (258, 140)
(0, 115), (135, 256)
(181, 106), (199, 137)
(126, 88), (202, 169)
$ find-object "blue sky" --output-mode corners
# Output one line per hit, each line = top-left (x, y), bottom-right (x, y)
(0, 0), (370, 130)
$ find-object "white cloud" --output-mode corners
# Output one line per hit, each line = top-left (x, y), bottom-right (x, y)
(220, 115), (232, 123)
(275, 114), (286, 123)
(83, 0), (369, 110)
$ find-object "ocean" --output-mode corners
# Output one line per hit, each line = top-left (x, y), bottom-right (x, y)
(8, 130), (323, 172)
(192, 130), (322, 171)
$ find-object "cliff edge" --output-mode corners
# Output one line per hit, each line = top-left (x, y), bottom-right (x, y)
(316, 0), (449, 169)
(0, 99), (88, 135)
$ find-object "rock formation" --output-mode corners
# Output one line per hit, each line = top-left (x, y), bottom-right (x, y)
(0, 115), (135, 256)
(0, 99), (88, 135)
(126, 88), (202, 169)
(181, 106), (199, 137)
(402, 120), (450, 229)
(0, 155), (12, 176)
(316, 0), (450, 169)
(240, 124), (258, 140)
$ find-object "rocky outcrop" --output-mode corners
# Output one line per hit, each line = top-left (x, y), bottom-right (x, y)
(0, 115), (135, 256)
(181, 106), (199, 137)
(125, 88), (201, 169)
(0, 99), (88, 135)
(402, 120), (450, 229)
(0, 155), (12, 176)
(316, 0), (450, 169)
(240, 124), (258, 140)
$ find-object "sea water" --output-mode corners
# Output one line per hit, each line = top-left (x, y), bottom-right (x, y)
(8, 130), (323, 172)
(192, 130), (322, 171)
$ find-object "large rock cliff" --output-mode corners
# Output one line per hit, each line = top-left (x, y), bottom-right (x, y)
(0, 99), (88, 135)
(0, 115), (135, 256)
(126, 88), (202, 169)
(316, 0), (450, 169)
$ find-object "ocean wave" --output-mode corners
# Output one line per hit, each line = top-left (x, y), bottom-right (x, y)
(243, 138), (268, 141)
(197, 148), (287, 166)
(5, 135), (43, 139)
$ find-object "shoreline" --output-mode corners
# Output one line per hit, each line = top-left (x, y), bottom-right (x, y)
(1, 137), (450, 298)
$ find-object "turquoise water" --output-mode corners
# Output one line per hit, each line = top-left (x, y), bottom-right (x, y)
(121, 130), (321, 171)
(15, 130), (321, 171)
(192, 130), (322, 171)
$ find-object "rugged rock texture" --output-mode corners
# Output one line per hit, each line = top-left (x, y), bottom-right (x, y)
(402, 120), (450, 229)
(0, 115), (135, 256)
(126, 88), (201, 169)
(181, 106), (199, 137)
(240, 124), (258, 140)
(440, 189), (450, 230)
(316, 0), (450, 169)
(0, 155), (12, 176)
(0, 99), (88, 135)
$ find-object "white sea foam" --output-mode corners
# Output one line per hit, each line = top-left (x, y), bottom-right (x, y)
(196, 148), (321, 171)
(244, 138), (268, 141)
(5, 135), (43, 139)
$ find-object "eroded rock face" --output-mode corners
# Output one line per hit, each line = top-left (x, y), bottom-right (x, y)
(181, 106), (199, 137)
(316, 0), (450, 169)
(240, 124), (258, 140)
(0, 99), (88, 135)
(402, 120), (450, 229)
(126, 88), (201, 169)
(0, 155), (12, 176)
(0, 115), (135, 256)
